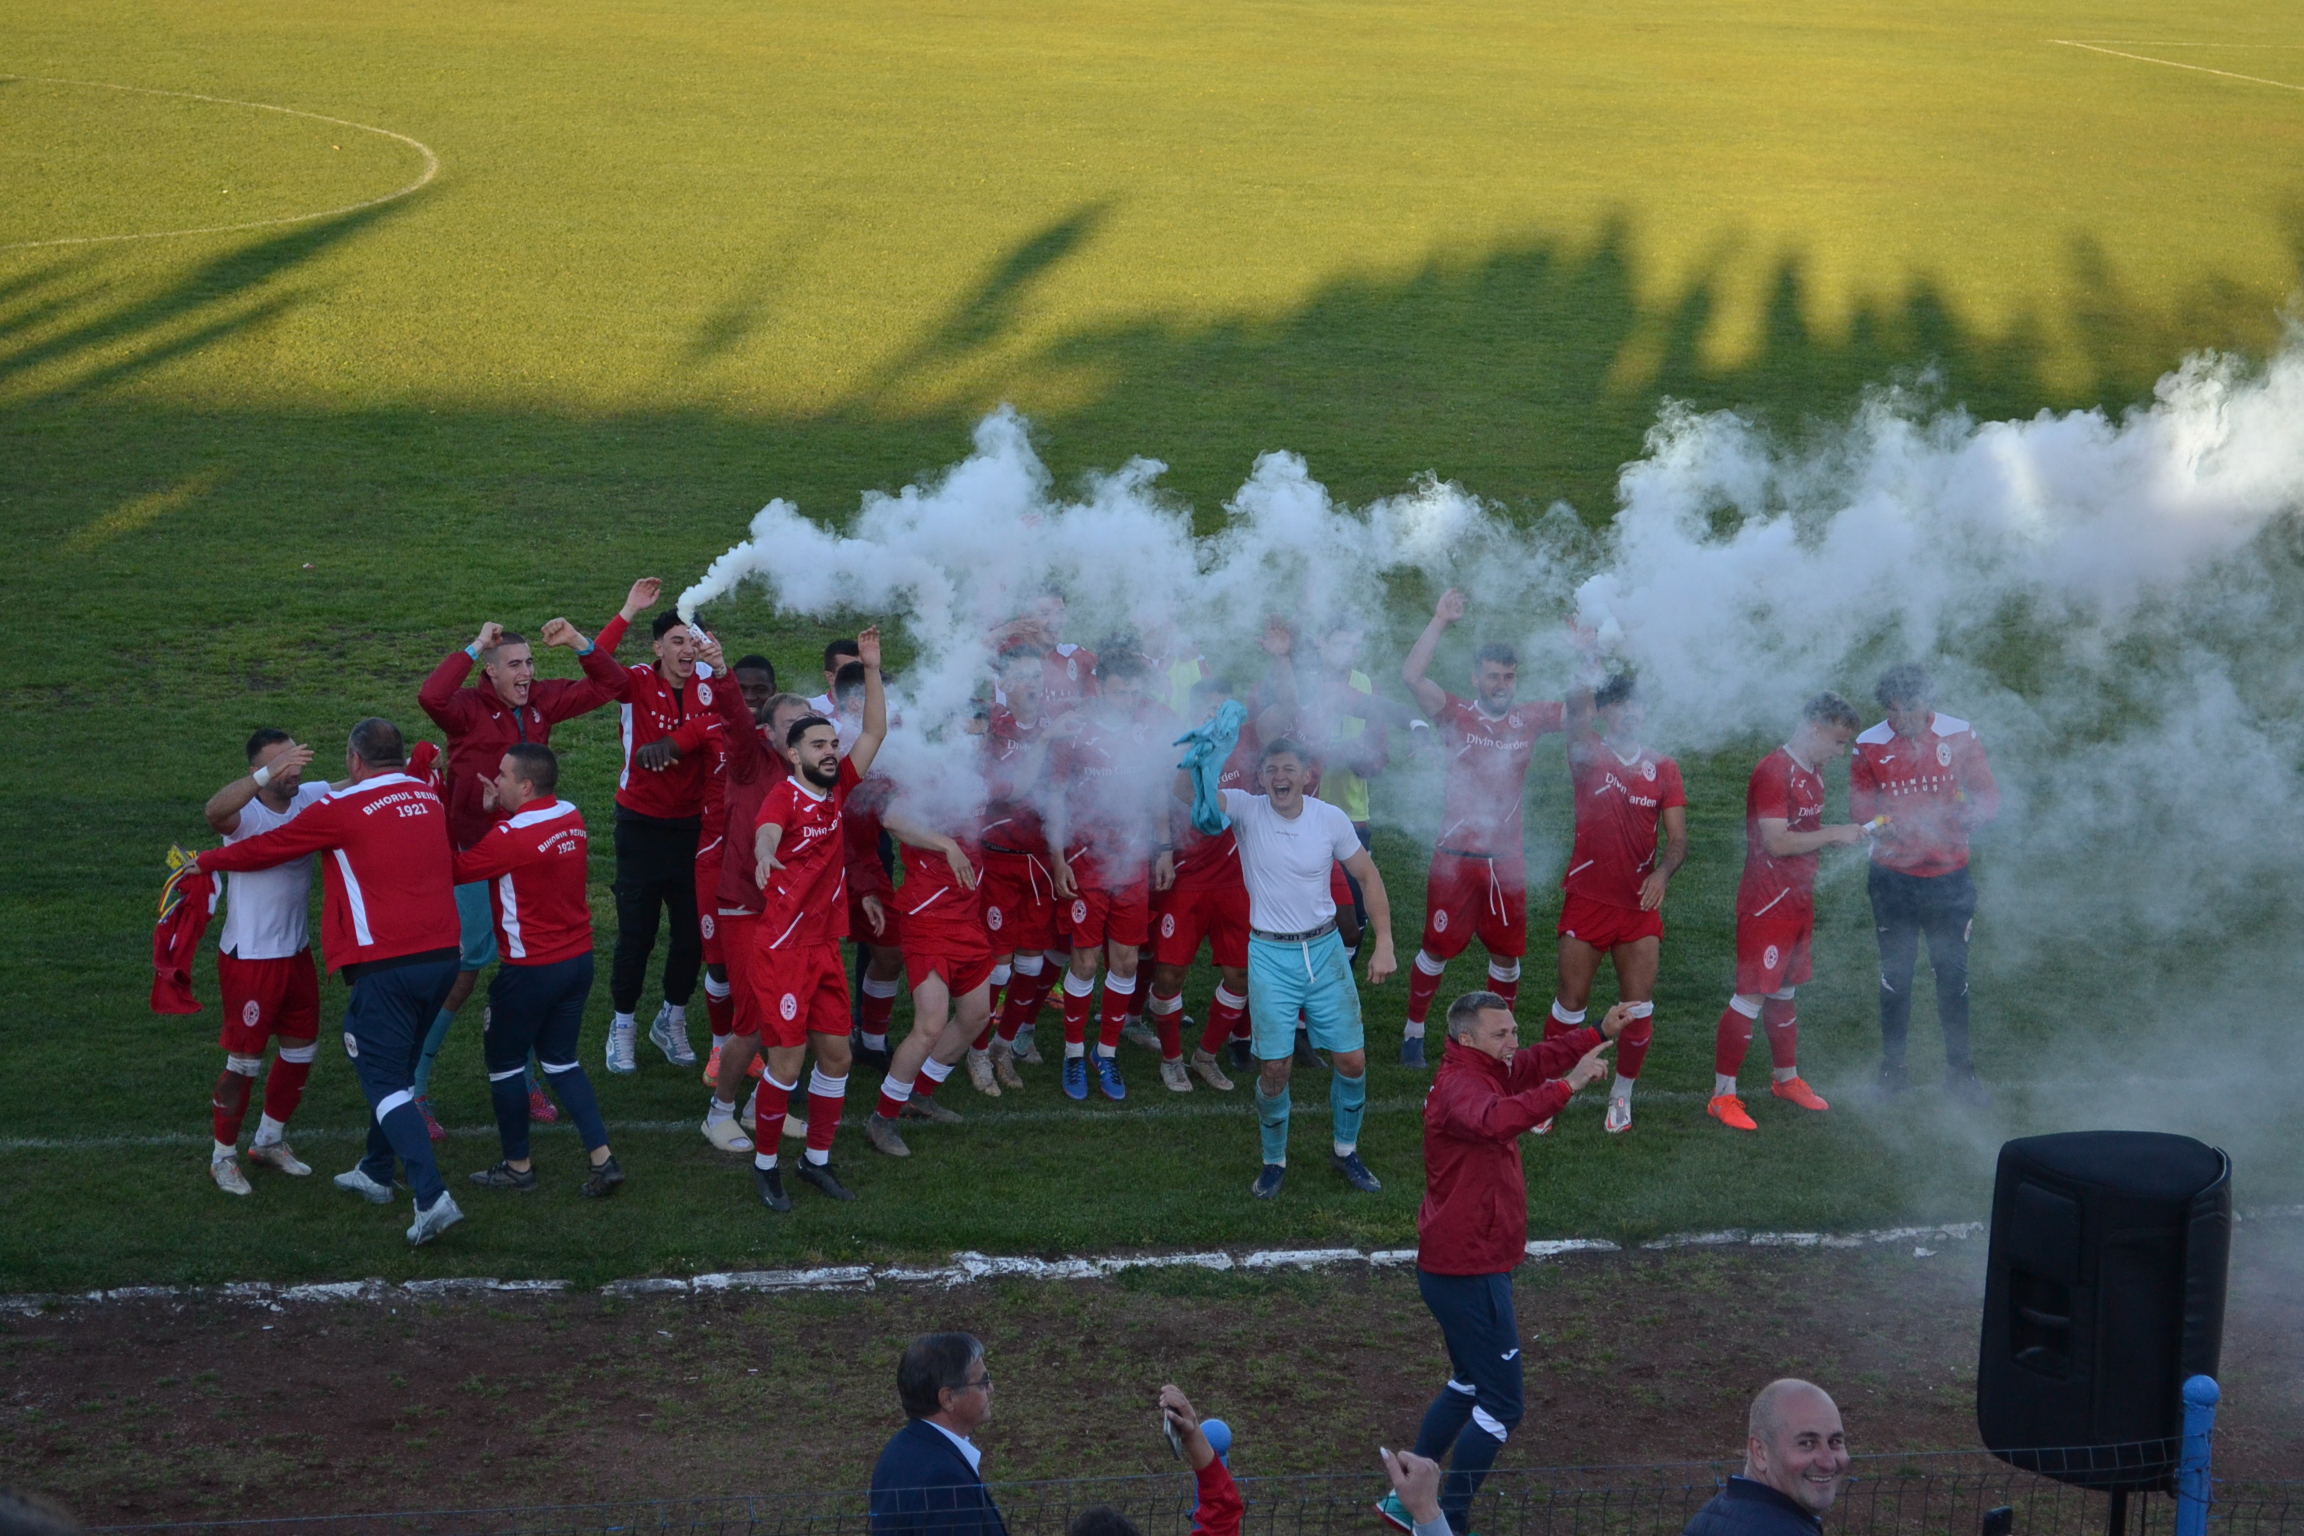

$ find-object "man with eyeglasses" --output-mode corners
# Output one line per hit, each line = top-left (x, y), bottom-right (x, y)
(871, 1333), (1007, 1536)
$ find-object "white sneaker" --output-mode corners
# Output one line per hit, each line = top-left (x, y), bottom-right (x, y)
(407, 1193), (465, 1246)
(702, 1113), (754, 1152)
(333, 1166), (395, 1204)
(1159, 1058), (1192, 1093)
(1121, 1020), (1162, 1053)
(648, 1003), (696, 1066)
(1016, 1025), (1042, 1065)
(211, 1157), (252, 1197)
(1189, 1049), (1234, 1092)
(1605, 1096), (1634, 1134)
(784, 1113), (809, 1140)
(606, 1018), (639, 1075)
(1531, 1117), (1555, 1136)
(247, 1140), (311, 1176)
(966, 1047), (1000, 1097)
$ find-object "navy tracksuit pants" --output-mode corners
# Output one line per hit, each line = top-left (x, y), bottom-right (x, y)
(345, 956), (460, 1208)
(1415, 1269), (1526, 1535)
(485, 953), (609, 1162)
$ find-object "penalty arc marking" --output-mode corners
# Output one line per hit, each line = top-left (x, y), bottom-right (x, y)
(0, 74), (440, 251)
(2049, 40), (2304, 95)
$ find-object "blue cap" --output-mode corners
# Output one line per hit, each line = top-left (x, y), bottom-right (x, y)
(1202, 1418), (1232, 1464)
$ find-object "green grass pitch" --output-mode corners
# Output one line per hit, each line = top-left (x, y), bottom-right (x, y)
(3, 0), (2300, 1292)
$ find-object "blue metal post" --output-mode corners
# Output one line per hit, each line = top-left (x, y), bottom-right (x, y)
(2175, 1374), (2220, 1536)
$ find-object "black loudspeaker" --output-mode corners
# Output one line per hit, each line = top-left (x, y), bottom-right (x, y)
(1977, 1131), (2231, 1491)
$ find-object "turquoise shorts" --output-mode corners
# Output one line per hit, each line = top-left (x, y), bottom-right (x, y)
(1248, 928), (1363, 1060)
(454, 879), (500, 971)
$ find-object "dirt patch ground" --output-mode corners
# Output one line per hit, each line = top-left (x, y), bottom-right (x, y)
(5, 1224), (2296, 1526)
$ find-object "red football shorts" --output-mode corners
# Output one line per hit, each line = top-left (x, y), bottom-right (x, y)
(718, 910), (763, 1035)
(848, 883), (901, 948)
(1420, 851), (1528, 960)
(981, 850), (1058, 954)
(1066, 880), (1150, 950)
(217, 950), (321, 1053)
(695, 855), (725, 966)
(1557, 891), (1664, 949)
(1735, 911), (1814, 995)
(1153, 878), (1250, 969)
(903, 917), (998, 995)
(752, 939), (850, 1048)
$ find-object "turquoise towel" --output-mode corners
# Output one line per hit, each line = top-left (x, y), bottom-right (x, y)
(1173, 700), (1248, 837)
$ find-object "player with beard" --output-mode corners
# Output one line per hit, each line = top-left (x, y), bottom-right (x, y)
(740, 629), (888, 1211)
(413, 590), (637, 1134)
(1399, 590), (1580, 1062)
(1046, 651), (1176, 1101)
(1709, 693), (1865, 1132)
(976, 645), (1066, 1085)
(863, 799), (991, 1156)
(1542, 676), (1685, 1135)
(1145, 673), (1261, 1093)
(697, 654), (779, 1088)
(198, 731), (332, 1195)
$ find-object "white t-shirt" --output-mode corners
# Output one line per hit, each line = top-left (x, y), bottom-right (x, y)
(1219, 788), (1363, 935)
(217, 781), (332, 961)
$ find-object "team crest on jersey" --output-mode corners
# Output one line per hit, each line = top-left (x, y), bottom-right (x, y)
(342, 1031), (359, 1059)
(242, 1000), (261, 1027)
(1764, 945), (1781, 969)
(1936, 741), (1953, 766)
(1067, 659), (1078, 679)
(780, 994), (799, 1021)
(1642, 761), (1656, 781)
(1072, 899), (1089, 925)
(700, 914), (715, 940)
(698, 682), (713, 706)
(1433, 909), (1449, 933)
(987, 906), (1004, 931)
(1161, 913), (1177, 939)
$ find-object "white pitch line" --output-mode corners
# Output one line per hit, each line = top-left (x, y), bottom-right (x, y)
(0, 73), (440, 251)
(2048, 40), (2304, 94)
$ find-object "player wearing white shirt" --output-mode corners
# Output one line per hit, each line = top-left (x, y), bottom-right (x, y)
(199, 730), (333, 1196)
(1208, 739), (1396, 1200)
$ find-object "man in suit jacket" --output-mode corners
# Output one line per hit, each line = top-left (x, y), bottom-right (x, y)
(870, 1333), (1007, 1536)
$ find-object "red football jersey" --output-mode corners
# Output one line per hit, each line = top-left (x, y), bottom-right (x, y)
(452, 797), (595, 966)
(754, 757), (863, 948)
(897, 823), (987, 940)
(1737, 747), (1828, 923)
(1050, 702), (1174, 889)
(1434, 692), (1566, 862)
(1561, 740), (1685, 910)
(980, 708), (1049, 854)
(845, 773), (897, 900)
(1040, 644), (1100, 715)
(1850, 713), (2000, 878)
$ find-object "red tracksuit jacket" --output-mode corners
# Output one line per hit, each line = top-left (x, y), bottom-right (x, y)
(450, 797), (594, 966)
(612, 635), (720, 821)
(417, 616), (629, 850)
(1417, 1029), (1604, 1275)
(197, 772), (460, 974)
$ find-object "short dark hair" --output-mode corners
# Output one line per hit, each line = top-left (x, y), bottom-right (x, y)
(246, 728), (291, 762)
(1446, 989), (1511, 1040)
(1594, 674), (1638, 709)
(896, 1332), (984, 1419)
(1473, 642), (1519, 669)
(1069, 1510), (1141, 1536)
(734, 654), (777, 684)
(1261, 737), (1309, 765)
(347, 718), (405, 768)
(1875, 663), (1933, 711)
(479, 631), (527, 664)
(502, 742), (558, 794)
(833, 660), (867, 703)
(823, 638), (861, 671)
(1096, 650), (1147, 683)
(786, 714), (835, 749)
(1803, 691), (1861, 732)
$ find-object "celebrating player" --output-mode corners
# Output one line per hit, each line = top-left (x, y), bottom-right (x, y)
(1852, 664), (2000, 1103)
(1046, 651), (1175, 1101)
(698, 654), (780, 1086)
(451, 745), (623, 1196)
(1544, 676), (1685, 1134)
(414, 591), (635, 1136)
(193, 719), (466, 1246)
(976, 645), (1063, 1085)
(741, 629), (889, 1211)
(1399, 589), (1575, 1065)
(604, 595), (722, 1076)
(197, 732), (331, 1195)
(1146, 674), (1260, 1092)
(862, 804), (991, 1157)
(1193, 738), (1395, 1198)
(1708, 693), (1865, 1132)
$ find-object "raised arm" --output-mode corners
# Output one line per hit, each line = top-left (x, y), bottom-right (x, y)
(847, 627), (890, 777)
(203, 742), (315, 835)
(419, 623), (500, 730)
(1400, 589), (1464, 720)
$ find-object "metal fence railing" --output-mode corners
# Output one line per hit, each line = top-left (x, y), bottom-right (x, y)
(87, 1456), (2303, 1536)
